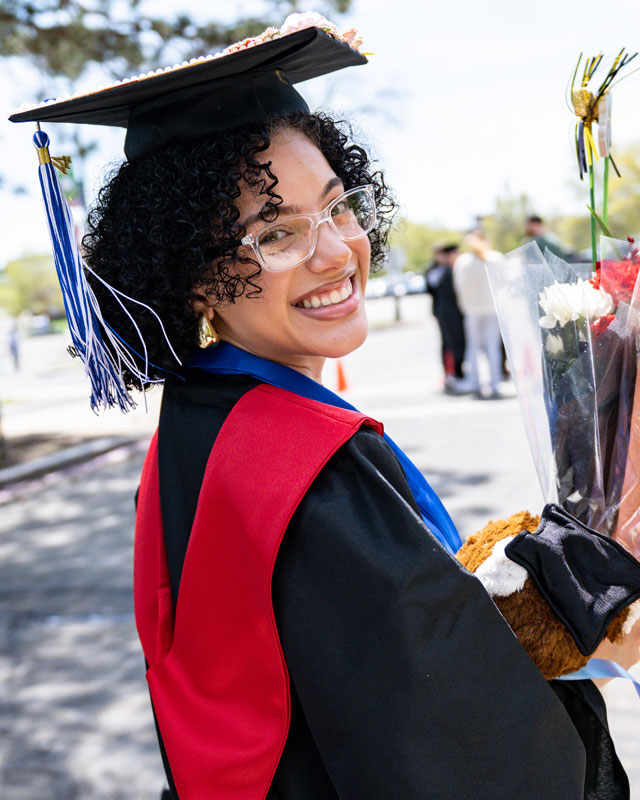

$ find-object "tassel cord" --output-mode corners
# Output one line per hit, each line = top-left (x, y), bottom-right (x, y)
(84, 264), (183, 366)
(32, 128), (181, 412)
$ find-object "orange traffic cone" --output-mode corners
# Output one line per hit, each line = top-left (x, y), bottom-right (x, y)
(336, 359), (349, 393)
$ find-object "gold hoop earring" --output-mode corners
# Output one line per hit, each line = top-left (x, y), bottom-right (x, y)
(196, 312), (220, 349)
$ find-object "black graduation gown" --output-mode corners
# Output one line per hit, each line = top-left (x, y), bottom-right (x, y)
(154, 369), (589, 799)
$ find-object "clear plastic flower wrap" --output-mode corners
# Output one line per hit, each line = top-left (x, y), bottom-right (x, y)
(486, 237), (640, 556)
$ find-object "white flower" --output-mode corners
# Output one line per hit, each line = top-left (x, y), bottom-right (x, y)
(280, 12), (338, 37)
(340, 27), (358, 43)
(538, 279), (614, 329)
(545, 333), (564, 356)
(344, 31), (363, 52)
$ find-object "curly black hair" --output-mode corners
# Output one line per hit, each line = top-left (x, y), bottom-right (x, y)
(82, 111), (397, 388)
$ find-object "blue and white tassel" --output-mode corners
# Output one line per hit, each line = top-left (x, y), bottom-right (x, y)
(33, 127), (181, 412)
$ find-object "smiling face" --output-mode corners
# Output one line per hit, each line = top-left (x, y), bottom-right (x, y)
(204, 127), (371, 381)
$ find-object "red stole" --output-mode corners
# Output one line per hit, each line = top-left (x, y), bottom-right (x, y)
(134, 383), (382, 799)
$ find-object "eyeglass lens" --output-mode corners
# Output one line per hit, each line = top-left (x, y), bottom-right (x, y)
(256, 188), (375, 270)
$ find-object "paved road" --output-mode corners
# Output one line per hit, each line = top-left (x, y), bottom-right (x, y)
(1, 294), (638, 797)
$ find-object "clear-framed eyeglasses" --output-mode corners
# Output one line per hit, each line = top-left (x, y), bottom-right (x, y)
(239, 184), (377, 272)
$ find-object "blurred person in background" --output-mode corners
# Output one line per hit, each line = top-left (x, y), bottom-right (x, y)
(453, 229), (504, 399)
(523, 215), (574, 260)
(425, 242), (467, 394)
(8, 321), (20, 372)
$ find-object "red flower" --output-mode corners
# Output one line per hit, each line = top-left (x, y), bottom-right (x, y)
(589, 251), (640, 306)
(590, 261), (603, 291)
(590, 314), (615, 337)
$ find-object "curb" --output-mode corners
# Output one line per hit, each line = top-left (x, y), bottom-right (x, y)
(0, 436), (140, 488)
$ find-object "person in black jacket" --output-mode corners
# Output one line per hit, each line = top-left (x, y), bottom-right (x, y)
(425, 243), (467, 393)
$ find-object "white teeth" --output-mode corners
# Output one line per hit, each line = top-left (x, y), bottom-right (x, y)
(298, 278), (354, 309)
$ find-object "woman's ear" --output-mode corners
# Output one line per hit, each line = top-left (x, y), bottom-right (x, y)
(191, 281), (217, 320)
(192, 298), (214, 321)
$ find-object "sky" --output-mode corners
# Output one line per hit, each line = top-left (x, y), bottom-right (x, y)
(2, 0), (640, 265)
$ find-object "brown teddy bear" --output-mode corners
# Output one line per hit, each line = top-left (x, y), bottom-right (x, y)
(456, 509), (639, 679)
(453, 503), (640, 799)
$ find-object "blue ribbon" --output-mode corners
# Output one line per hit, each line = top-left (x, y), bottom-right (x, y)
(558, 657), (640, 699)
(189, 343), (461, 554)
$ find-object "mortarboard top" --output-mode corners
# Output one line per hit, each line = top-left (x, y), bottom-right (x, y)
(505, 504), (640, 655)
(9, 22), (367, 160)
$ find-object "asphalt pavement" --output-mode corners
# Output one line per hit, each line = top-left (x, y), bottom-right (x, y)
(1, 294), (638, 798)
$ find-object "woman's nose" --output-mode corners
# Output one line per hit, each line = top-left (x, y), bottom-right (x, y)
(305, 219), (352, 273)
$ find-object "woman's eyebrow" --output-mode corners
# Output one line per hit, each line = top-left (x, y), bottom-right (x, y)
(241, 205), (297, 230)
(320, 176), (344, 201)
(241, 177), (344, 231)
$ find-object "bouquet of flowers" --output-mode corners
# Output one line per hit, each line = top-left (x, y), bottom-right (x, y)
(486, 237), (640, 556)
(485, 50), (640, 557)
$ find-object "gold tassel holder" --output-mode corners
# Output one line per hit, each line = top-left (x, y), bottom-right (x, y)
(36, 146), (72, 174)
(196, 312), (220, 349)
(35, 124), (72, 174)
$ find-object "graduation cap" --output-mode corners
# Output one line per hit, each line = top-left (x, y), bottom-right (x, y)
(10, 24), (366, 159)
(8, 17), (367, 410)
(432, 242), (460, 254)
(505, 504), (640, 655)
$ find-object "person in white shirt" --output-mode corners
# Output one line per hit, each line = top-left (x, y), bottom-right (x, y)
(453, 230), (504, 398)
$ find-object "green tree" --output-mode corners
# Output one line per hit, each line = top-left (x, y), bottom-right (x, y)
(552, 144), (640, 254)
(0, 254), (64, 317)
(390, 220), (463, 273)
(552, 215), (590, 255)
(1, 1), (352, 82)
(482, 190), (534, 254)
(1, 1), (352, 189)
(602, 144), (640, 240)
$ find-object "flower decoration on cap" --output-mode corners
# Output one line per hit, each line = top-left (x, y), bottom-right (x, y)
(217, 12), (363, 56)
